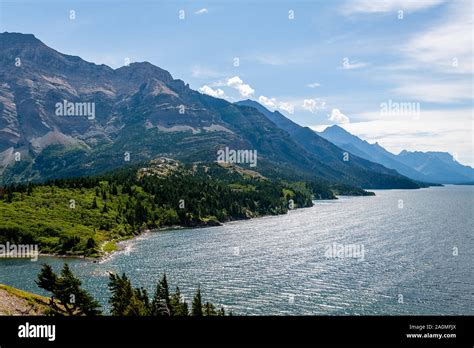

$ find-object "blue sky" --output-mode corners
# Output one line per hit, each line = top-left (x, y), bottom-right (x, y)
(1, 0), (472, 165)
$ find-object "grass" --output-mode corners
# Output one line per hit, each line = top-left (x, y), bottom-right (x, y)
(0, 184), (132, 257)
(0, 283), (49, 315)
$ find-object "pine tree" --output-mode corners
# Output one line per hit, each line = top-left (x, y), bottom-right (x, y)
(203, 302), (217, 316)
(191, 286), (203, 316)
(36, 264), (57, 293)
(123, 294), (149, 316)
(6, 189), (13, 203)
(86, 238), (96, 250)
(111, 184), (118, 195)
(108, 273), (135, 316)
(169, 287), (189, 316)
(151, 273), (170, 316)
(36, 264), (101, 316)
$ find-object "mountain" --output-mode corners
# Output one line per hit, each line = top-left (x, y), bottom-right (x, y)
(235, 100), (424, 189)
(318, 125), (432, 182)
(396, 150), (474, 184)
(318, 125), (474, 184)
(0, 32), (422, 189)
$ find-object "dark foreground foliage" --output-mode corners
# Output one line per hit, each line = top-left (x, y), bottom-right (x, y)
(36, 263), (226, 316)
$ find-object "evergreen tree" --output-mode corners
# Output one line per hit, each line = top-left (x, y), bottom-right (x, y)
(36, 264), (57, 293)
(123, 294), (149, 316)
(36, 264), (101, 316)
(169, 287), (189, 316)
(191, 286), (203, 317)
(86, 237), (96, 250)
(108, 273), (135, 316)
(6, 190), (13, 203)
(203, 302), (217, 316)
(151, 273), (170, 316)
(111, 184), (118, 195)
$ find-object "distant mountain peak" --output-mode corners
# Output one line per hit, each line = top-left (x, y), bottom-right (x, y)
(325, 124), (349, 133)
(0, 32), (41, 44)
(115, 61), (173, 83)
(319, 124), (360, 144)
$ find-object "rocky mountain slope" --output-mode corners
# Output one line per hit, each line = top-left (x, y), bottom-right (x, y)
(1, 32), (423, 189)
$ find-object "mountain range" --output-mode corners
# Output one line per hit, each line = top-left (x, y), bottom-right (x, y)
(235, 101), (473, 185)
(317, 125), (474, 184)
(0, 32), (441, 189)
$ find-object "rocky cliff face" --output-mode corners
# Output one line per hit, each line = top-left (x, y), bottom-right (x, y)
(0, 32), (421, 189)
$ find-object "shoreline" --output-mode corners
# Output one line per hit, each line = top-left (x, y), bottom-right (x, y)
(25, 195), (372, 263)
(31, 195), (375, 263)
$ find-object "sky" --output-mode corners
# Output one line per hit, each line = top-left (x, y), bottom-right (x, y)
(1, 0), (473, 166)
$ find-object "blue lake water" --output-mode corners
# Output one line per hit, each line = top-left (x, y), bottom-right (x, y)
(1, 185), (473, 315)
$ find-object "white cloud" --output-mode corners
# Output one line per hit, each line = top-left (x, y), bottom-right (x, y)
(343, 0), (445, 14)
(329, 109), (350, 124)
(199, 85), (227, 99)
(401, 0), (472, 74)
(195, 8), (208, 15)
(392, 80), (473, 103)
(278, 102), (294, 114)
(302, 99), (326, 113)
(227, 76), (255, 97)
(368, 1), (473, 105)
(258, 96), (278, 109)
(258, 95), (295, 114)
(340, 59), (368, 70)
(312, 108), (474, 166)
(307, 82), (321, 88)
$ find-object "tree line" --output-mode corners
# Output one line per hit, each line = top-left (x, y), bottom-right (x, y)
(0, 161), (314, 256)
(37, 263), (227, 316)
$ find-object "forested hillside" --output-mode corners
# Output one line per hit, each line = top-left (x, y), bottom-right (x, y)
(0, 159), (336, 257)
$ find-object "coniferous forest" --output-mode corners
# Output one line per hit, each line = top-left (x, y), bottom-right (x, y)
(1, 159), (353, 257)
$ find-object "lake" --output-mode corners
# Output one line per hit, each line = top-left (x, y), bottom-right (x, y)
(1, 185), (473, 315)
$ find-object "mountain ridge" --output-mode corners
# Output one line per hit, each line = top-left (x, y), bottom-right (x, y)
(318, 125), (473, 184)
(1, 32), (423, 189)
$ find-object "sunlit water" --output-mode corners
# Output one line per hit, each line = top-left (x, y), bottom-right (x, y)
(1, 185), (473, 315)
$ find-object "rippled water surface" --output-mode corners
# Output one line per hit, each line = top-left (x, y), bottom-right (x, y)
(1, 185), (473, 315)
